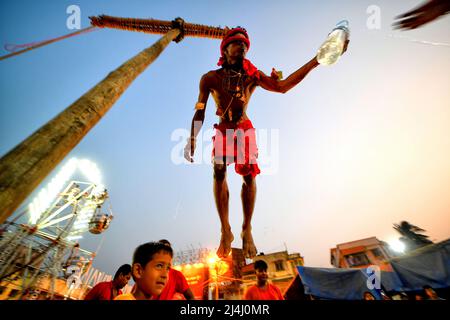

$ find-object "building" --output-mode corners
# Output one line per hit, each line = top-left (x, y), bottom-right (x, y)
(330, 237), (393, 271)
(241, 250), (304, 295)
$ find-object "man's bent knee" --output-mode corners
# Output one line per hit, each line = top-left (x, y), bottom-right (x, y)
(214, 164), (227, 181)
(243, 174), (255, 186)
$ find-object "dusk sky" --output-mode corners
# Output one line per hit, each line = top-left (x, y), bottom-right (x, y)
(1, 0), (449, 276)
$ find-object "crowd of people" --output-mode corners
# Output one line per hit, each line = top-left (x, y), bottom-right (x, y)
(362, 285), (445, 301)
(83, 239), (446, 301)
(83, 239), (286, 301)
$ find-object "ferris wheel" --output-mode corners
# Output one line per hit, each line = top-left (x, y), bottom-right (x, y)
(0, 158), (113, 300)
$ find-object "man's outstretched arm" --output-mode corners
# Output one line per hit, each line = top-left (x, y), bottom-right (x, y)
(184, 74), (210, 162)
(258, 56), (320, 94)
(258, 40), (349, 94)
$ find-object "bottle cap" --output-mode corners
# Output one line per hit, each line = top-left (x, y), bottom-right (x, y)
(336, 20), (349, 28)
(335, 20), (350, 35)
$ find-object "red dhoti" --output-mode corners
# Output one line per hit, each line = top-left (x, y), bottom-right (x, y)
(212, 120), (261, 177)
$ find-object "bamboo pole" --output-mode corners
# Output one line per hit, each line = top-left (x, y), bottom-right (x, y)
(90, 15), (228, 40)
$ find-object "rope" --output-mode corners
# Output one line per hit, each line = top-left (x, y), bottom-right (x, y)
(171, 17), (185, 43)
(0, 26), (97, 61)
(0, 16), (228, 61)
(94, 231), (106, 257)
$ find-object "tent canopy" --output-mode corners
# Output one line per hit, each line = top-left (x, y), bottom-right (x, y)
(389, 238), (450, 290)
(294, 239), (450, 300)
(296, 266), (381, 300)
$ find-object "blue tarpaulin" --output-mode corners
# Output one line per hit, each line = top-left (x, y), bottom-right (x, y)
(295, 239), (450, 299)
(296, 266), (381, 300)
(378, 269), (405, 292)
(389, 239), (450, 291)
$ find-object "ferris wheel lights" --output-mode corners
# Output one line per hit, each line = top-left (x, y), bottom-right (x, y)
(78, 159), (102, 185)
(29, 158), (77, 224)
(28, 158), (105, 224)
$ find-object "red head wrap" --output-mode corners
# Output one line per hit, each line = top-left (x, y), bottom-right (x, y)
(217, 27), (259, 80)
(220, 27), (250, 55)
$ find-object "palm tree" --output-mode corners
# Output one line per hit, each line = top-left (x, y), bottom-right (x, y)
(393, 221), (433, 251)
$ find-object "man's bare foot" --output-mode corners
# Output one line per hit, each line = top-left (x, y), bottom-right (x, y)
(241, 229), (257, 259)
(217, 230), (234, 258)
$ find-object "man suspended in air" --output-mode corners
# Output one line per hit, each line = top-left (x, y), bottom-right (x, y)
(184, 27), (348, 259)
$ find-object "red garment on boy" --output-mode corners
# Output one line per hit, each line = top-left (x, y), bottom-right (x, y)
(84, 281), (122, 300)
(154, 268), (190, 300)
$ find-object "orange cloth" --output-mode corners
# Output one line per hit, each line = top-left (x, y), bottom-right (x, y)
(244, 283), (284, 300)
(114, 293), (136, 300)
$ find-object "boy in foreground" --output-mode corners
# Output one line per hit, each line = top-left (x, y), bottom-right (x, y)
(115, 242), (173, 300)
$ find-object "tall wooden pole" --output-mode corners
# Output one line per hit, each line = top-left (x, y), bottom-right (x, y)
(0, 28), (180, 224)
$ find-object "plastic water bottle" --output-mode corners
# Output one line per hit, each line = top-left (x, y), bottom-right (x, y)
(317, 20), (350, 66)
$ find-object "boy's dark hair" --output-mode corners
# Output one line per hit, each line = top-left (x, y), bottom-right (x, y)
(254, 260), (268, 271)
(158, 239), (171, 247)
(133, 242), (173, 271)
(113, 264), (132, 280)
(423, 285), (432, 290)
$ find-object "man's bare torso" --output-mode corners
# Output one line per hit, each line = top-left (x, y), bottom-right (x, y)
(203, 68), (259, 125)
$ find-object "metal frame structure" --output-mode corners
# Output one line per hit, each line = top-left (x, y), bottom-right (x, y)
(0, 180), (112, 300)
